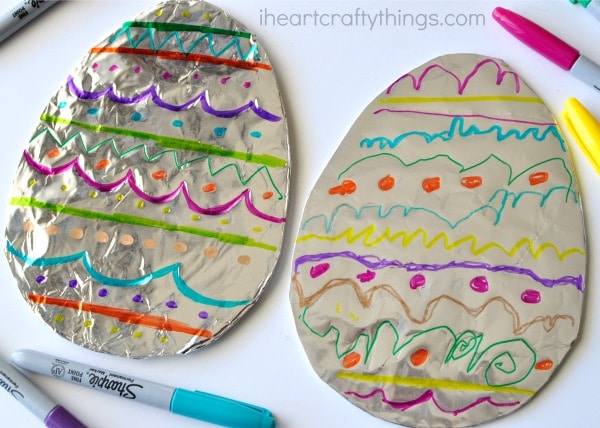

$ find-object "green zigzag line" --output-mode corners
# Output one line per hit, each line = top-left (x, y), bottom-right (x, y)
(30, 127), (285, 200)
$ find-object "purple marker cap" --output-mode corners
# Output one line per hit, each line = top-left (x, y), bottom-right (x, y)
(45, 405), (87, 428)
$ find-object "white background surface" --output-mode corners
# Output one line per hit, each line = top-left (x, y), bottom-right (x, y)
(1, 1), (599, 427)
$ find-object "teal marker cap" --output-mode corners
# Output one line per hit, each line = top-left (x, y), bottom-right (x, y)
(570, 0), (592, 7)
(171, 388), (276, 428)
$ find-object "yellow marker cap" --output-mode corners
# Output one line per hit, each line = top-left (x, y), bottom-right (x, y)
(562, 97), (600, 175)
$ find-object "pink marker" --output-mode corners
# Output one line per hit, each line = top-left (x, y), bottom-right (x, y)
(493, 7), (600, 92)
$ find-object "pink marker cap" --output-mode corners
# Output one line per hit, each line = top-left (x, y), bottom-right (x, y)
(492, 7), (580, 70)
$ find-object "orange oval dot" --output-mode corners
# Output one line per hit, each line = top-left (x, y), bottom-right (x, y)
(341, 180), (357, 194)
(329, 180), (357, 196)
(529, 171), (549, 186)
(461, 176), (483, 189)
(535, 359), (554, 371)
(378, 175), (395, 191)
(152, 170), (167, 180)
(342, 352), (362, 369)
(422, 177), (441, 193)
(202, 183), (217, 193)
(95, 159), (110, 170)
(410, 348), (430, 367)
(47, 148), (61, 159)
(262, 191), (274, 200)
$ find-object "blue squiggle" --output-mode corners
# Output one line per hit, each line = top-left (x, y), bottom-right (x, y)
(7, 241), (251, 308)
(110, 27), (259, 61)
(301, 186), (577, 233)
(360, 117), (566, 152)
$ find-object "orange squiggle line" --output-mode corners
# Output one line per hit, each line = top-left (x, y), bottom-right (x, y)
(28, 294), (213, 338)
(292, 275), (574, 336)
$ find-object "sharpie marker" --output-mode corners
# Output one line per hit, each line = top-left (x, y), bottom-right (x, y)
(492, 7), (600, 92)
(0, 1), (58, 44)
(569, 0), (600, 22)
(0, 355), (85, 427)
(562, 98), (600, 174)
(12, 350), (276, 428)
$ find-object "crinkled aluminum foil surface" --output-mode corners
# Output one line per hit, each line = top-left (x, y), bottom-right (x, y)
(5, 0), (289, 358)
(290, 53), (586, 427)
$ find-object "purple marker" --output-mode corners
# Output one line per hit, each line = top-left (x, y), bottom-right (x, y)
(0, 355), (85, 427)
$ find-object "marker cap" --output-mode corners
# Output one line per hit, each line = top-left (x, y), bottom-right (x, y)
(492, 7), (580, 70)
(44, 405), (87, 428)
(569, 0), (592, 7)
(562, 98), (600, 175)
(171, 388), (276, 428)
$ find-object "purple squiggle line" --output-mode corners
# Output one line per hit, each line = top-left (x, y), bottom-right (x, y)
(66, 76), (281, 122)
(346, 388), (520, 415)
(24, 151), (285, 223)
(372, 109), (555, 127)
(385, 58), (521, 95)
(294, 251), (583, 291)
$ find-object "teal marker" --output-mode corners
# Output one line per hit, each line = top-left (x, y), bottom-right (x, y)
(12, 350), (276, 428)
(569, 0), (600, 22)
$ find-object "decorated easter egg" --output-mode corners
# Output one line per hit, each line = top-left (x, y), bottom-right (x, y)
(5, 0), (289, 358)
(290, 54), (586, 426)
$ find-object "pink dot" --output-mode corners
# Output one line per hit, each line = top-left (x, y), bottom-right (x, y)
(521, 289), (541, 304)
(309, 263), (330, 279)
(356, 270), (376, 283)
(243, 81), (252, 88)
(92, 63), (99, 70)
(109, 65), (119, 72)
(193, 73), (200, 80)
(134, 66), (143, 73)
(162, 72), (172, 80)
(220, 77), (231, 84)
(470, 276), (489, 293)
(410, 274), (426, 290)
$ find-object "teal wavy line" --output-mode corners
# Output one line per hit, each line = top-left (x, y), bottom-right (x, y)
(302, 186), (577, 232)
(300, 308), (536, 387)
(110, 27), (259, 61)
(359, 116), (566, 151)
(7, 241), (251, 308)
(30, 127), (284, 200)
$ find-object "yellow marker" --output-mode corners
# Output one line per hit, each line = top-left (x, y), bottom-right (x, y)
(562, 97), (600, 175)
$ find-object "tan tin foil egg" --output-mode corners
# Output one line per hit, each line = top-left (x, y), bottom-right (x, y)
(290, 53), (586, 427)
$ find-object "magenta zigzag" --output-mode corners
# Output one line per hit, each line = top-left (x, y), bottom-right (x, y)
(23, 150), (285, 223)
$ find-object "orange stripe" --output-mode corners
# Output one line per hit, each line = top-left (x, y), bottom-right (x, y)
(28, 293), (212, 338)
(89, 47), (272, 71)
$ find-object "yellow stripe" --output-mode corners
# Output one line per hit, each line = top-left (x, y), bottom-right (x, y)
(337, 372), (535, 396)
(380, 96), (544, 104)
